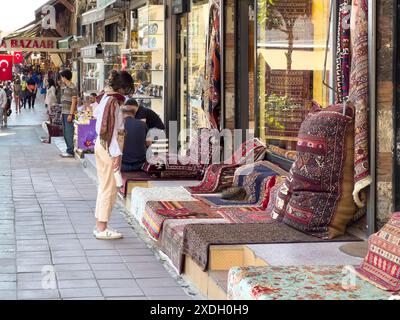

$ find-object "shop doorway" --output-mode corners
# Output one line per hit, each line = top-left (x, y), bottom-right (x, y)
(235, 0), (255, 132)
(176, 13), (189, 142)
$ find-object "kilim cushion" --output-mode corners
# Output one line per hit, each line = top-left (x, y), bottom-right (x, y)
(221, 187), (247, 201)
(355, 213), (400, 292)
(266, 176), (289, 221)
(261, 176), (277, 210)
(282, 103), (357, 238)
(227, 265), (392, 300)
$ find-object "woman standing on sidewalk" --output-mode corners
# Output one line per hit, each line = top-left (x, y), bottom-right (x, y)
(13, 78), (22, 113)
(93, 70), (134, 240)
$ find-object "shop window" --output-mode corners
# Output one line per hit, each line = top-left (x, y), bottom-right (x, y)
(178, 0), (219, 137)
(105, 23), (118, 42)
(256, 0), (334, 150)
(122, 1), (165, 122)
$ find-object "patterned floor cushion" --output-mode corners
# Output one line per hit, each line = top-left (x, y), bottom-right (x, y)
(142, 200), (222, 240)
(130, 186), (195, 224)
(187, 138), (267, 194)
(228, 265), (392, 300)
(143, 128), (220, 178)
(279, 103), (357, 238)
(196, 161), (285, 208)
(355, 212), (400, 292)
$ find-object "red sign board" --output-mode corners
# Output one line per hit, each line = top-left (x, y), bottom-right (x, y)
(0, 37), (67, 53)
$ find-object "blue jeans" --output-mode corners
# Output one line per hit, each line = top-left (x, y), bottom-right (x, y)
(62, 114), (74, 155)
(122, 161), (144, 172)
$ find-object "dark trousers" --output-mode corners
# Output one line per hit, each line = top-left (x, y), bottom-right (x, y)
(121, 161), (145, 172)
(62, 114), (74, 155)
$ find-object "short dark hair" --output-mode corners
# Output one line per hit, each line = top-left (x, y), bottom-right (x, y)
(90, 92), (97, 97)
(60, 69), (73, 81)
(125, 98), (139, 107)
(47, 79), (56, 88)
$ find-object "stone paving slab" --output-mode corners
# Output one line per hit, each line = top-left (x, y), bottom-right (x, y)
(0, 114), (192, 300)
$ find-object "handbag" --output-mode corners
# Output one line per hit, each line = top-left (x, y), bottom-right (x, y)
(7, 109), (12, 117)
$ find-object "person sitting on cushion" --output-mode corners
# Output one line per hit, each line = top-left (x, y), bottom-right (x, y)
(124, 98), (166, 131)
(121, 99), (152, 172)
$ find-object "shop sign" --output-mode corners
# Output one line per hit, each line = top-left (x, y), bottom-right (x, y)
(81, 45), (99, 58)
(0, 37), (66, 52)
(97, 0), (116, 10)
(172, 0), (188, 14)
(82, 8), (106, 25)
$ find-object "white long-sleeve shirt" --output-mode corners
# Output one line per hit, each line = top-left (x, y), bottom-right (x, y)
(45, 86), (57, 107)
(95, 95), (124, 158)
(0, 89), (7, 109)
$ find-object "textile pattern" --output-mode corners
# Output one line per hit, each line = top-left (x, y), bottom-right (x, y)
(142, 200), (222, 240)
(349, 0), (371, 207)
(336, 0), (352, 103)
(356, 212), (400, 292)
(227, 265), (391, 300)
(187, 139), (267, 194)
(282, 106), (355, 238)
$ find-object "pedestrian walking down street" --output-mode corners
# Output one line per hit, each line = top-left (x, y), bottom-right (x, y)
(21, 76), (28, 109)
(0, 83), (9, 128)
(13, 77), (22, 113)
(26, 73), (38, 109)
(93, 70), (134, 240)
(59, 69), (78, 158)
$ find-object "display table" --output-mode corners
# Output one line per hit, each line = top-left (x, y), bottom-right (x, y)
(74, 119), (97, 158)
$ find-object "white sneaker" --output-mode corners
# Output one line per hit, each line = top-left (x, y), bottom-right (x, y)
(60, 152), (74, 158)
(95, 229), (123, 240)
(93, 227), (99, 237)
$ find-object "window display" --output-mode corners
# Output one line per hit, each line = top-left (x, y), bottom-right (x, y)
(81, 43), (122, 95)
(256, 0), (334, 150)
(178, 0), (212, 136)
(124, 2), (165, 121)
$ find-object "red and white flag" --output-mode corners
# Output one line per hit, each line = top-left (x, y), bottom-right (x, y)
(13, 52), (24, 64)
(0, 54), (13, 81)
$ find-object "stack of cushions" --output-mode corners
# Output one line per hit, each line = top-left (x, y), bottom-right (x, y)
(187, 138), (267, 194)
(356, 212), (400, 292)
(267, 103), (357, 238)
(142, 128), (220, 179)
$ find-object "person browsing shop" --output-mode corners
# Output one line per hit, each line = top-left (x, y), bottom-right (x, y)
(121, 99), (152, 172)
(93, 70), (134, 240)
(59, 69), (78, 158)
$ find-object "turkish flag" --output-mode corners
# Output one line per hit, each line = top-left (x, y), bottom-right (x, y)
(13, 52), (24, 64)
(0, 55), (13, 81)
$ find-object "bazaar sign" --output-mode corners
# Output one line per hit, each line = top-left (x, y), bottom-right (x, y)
(0, 37), (70, 53)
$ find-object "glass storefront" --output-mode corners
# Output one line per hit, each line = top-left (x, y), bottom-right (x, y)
(123, 0), (165, 121)
(178, 0), (212, 137)
(256, 0), (333, 150)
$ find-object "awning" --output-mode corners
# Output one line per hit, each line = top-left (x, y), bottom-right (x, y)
(58, 36), (73, 49)
(97, 0), (117, 10)
(82, 8), (106, 25)
(81, 44), (102, 58)
(50, 53), (64, 67)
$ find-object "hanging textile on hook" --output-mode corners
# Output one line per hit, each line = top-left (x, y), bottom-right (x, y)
(349, 0), (371, 208)
(202, 0), (221, 129)
(335, 0), (352, 103)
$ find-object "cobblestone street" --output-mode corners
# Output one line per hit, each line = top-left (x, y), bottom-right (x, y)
(0, 103), (192, 300)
